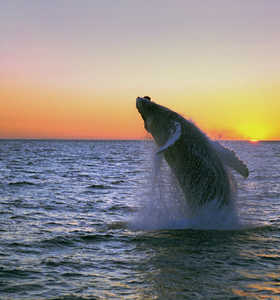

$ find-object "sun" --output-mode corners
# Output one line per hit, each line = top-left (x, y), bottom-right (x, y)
(249, 138), (259, 143)
(236, 121), (268, 142)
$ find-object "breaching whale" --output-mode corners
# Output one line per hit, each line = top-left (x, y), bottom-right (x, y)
(136, 96), (249, 215)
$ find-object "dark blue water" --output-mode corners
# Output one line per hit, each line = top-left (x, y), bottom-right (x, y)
(1, 140), (280, 299)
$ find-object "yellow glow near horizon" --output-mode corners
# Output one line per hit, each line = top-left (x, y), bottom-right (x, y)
(236, 122), (269, 141)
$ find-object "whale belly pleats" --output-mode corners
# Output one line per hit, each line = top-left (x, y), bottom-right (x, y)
(164, 141), (233, 211)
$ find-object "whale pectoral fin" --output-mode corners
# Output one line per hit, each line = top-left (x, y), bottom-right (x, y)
(156, 121), (182, 154)
(212, 141), (249, 178)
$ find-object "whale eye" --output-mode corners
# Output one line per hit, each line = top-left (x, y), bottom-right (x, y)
(143, 96), (151, 101)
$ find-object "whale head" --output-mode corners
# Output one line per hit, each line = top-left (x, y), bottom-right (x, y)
(136, 96), (182, 147)
(136, 96), (176, 133)
(136, 96), (154, 132)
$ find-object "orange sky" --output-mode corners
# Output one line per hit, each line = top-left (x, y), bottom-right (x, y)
(1, 80), (280, 141)
(1, 2), (280, 141)
(0, 82), (144, 139)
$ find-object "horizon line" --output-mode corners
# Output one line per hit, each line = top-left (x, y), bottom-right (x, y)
(0, 138), (279, 142)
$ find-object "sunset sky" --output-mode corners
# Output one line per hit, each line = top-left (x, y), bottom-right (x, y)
(1, 1), (280, 140)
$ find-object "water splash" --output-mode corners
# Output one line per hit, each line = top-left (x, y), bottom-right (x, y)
(129, 144), (242, 231)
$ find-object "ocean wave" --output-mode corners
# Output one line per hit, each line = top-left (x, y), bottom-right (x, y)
(8, 181), (37, 186)
(111, 180), (125, 185)
(39, 235), (77, 248)
(50, 294), (99, 300)
(87, 184), (111, 189)
(0, 266), (35, 279)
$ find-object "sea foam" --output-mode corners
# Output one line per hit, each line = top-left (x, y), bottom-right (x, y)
(129, 145), (242, 231)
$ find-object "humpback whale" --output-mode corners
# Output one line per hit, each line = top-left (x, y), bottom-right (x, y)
(136, 96), (249, 216)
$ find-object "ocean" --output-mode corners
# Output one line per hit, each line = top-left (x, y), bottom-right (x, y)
(0, 139), (280, 299)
